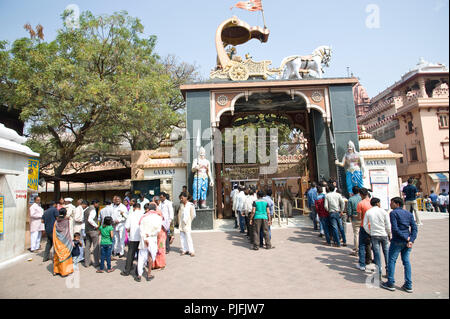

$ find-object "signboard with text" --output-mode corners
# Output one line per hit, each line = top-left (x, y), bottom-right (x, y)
(28, 158), (40, 191)
(369, 170), (390, 210)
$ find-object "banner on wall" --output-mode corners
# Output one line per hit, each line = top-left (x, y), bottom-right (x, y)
(0, 196), (4, 234)
(28, 158), (40, 191)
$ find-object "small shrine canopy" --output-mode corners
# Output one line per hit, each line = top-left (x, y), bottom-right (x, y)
(358, 126), (403, 159)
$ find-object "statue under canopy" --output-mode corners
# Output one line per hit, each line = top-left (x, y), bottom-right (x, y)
(192, 147), (214, 208)
(335, 141), (366, 195)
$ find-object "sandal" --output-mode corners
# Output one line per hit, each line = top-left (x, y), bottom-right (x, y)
(146, 275), (155, 281)
(107, 268), (115, 273)
(96, 270), (104, 273)
(135, 276), (141, 282)
(180, 251), (187, 256)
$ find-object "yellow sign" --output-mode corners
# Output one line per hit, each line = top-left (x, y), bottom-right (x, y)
(0, 196), (4, 234)
(28, 158), (40, 191)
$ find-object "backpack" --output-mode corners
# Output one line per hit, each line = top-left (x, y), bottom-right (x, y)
(315, 197), (328, 218)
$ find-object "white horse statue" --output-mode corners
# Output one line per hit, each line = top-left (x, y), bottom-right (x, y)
(279, 45), (332, 80)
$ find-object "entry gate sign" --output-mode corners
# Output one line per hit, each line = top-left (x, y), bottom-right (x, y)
(28, 158), (40, 191)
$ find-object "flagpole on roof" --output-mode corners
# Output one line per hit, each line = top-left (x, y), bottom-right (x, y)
(261, 1), (267, 29)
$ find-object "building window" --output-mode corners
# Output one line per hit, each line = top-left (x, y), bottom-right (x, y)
(399, 152), (403, 164)
(439, 114), (448, 129)
(442, 142), (449, 159)
(407, 121), (414, 133)
(409, 148), (418, 162)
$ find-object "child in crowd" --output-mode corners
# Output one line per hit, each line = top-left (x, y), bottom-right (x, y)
(97, 216), (115, 273)
(72, 232), (83, 269)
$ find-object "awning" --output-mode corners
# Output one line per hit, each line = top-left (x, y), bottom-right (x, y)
(428, 173), (449, 182)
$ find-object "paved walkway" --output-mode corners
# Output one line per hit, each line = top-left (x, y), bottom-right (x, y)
(0, 212), (448, 299)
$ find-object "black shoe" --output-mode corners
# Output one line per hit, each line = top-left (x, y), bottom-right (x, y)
(401, 285), (413, 293)
(120, 271), (129, 276)
(43, 258), (49, 262)
(134, 276), (141, 282)
(259, 244), (264, 248)
(380, 282), (395, 291)
(318, 234), (323, 237)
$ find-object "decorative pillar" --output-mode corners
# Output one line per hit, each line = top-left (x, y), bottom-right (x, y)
(418, 77), (428, 98)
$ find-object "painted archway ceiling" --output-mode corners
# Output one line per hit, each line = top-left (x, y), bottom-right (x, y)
(234, 92), (307, 112)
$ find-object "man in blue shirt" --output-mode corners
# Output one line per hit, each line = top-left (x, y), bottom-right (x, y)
(381, 197), (418, 293)
(307, 182), (319, 230)
(41, 201), (59, 262)
(402, 178), (422, 226)
(429, 190), (439, 212)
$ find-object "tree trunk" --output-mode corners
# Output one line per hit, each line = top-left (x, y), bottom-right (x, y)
(54, 179), (61, 202)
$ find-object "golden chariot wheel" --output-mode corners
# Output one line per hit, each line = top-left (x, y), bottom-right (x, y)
(228, 64), (249, 81)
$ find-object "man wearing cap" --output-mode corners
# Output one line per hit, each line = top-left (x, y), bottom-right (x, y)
(64, 197), (76, 237)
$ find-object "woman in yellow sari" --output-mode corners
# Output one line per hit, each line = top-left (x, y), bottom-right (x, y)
(53, 208), (74, 277)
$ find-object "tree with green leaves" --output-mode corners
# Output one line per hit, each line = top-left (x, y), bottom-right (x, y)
(2, 10), (197, 199)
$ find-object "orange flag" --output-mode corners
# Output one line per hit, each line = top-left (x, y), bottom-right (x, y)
(232, 0), (262, 11)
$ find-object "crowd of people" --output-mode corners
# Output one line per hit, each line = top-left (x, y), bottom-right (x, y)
(27, 176), (446, 292)
(28, 189), (196, 282)
(230, 185), (275, 250)
(420, 189), (449, 213)
(305, 178), (420, 292)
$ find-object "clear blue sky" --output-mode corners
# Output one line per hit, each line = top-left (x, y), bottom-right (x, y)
(0, 0), (448, 97)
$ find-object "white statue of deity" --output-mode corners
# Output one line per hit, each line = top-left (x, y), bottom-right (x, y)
(279, 45), (332, 80)
(192, 147), (214, 209)
(335, 140), (366, 195)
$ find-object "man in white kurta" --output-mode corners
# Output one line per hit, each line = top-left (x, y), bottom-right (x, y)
(178, 193), (196, 256)
(137, 203), (162, 282)
(160, 192), (174, 253)
(98, 200), (114, 225)
(112, 196), (128, 257)
(121, 202), (144, 277)
(29, 197), (44, 252)
(231, 185), (240, 229)
(73, 199), (84, 235)
(64, 197), (76, 237)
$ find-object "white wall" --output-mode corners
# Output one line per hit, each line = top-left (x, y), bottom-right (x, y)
(0, 154), (29, 263)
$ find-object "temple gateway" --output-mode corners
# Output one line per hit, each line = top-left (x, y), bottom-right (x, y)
(179, 16), (362, 229)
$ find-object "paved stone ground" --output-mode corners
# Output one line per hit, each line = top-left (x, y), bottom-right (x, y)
(0, 212), (448, 299)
